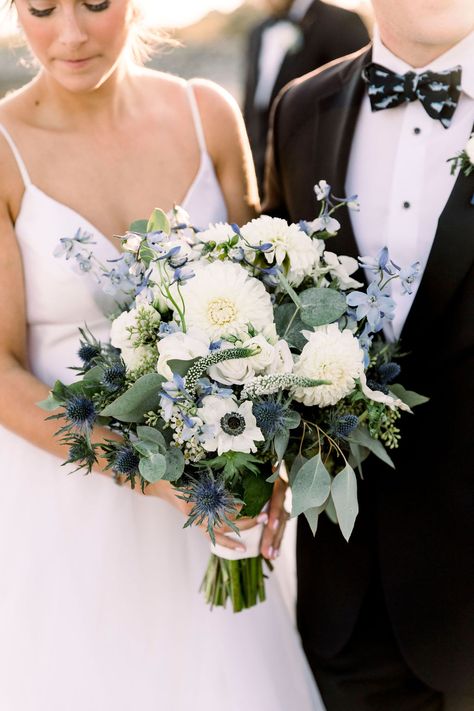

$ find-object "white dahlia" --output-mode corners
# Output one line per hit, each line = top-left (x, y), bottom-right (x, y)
(240, 215), (319, 286)
(180, 261), (275, 341)
(198, 396), (264, 455)
(292, 323), (365, 407)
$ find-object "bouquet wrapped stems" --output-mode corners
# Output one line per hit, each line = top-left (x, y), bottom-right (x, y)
(201, 554), (272, 613)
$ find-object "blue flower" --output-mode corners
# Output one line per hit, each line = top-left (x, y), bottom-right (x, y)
(377, 362), (401, 384)
(399, 261), (421, 295)
(358, 324), (373, 368)
(331, 414), (359, 439)
(253, 399), (287, 438)
(347, 282), (396, 331)
(358, 247), (395, 275)
(65, 395), (96, 432)
(101, 363), (126, 392)
(113, 446), (140, 476)
(171, 267), (194, 286)
(158, 322), (180, 338)
(180, 475), (239, 544)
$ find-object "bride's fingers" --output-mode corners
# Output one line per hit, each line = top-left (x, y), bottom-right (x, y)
(211, 530), (246, 552)
(260, 476), (288, 560)
(271, 512), (289, 558)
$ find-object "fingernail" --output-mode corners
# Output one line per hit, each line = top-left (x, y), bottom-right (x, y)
(268, 546), (274, 558)
(257, 513), (269, 525)
(235, 544), (246, 552)
(272, 518), (279, 531)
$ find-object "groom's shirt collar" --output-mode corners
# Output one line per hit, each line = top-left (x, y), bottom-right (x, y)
(372, 26), (474, 100)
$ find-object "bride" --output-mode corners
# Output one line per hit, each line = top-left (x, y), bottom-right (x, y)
(0, 1), (324, 709)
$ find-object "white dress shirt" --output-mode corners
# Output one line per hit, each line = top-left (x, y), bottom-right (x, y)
(345, 28), (474, 340)
(254, 0), (314, 109)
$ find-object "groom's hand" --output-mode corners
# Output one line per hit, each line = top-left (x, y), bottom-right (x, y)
(260, 475), (289, 561)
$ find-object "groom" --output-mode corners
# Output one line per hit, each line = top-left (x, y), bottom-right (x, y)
(263, 0), (474, 709)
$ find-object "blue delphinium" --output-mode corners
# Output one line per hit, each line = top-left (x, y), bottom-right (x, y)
(346, 281), (396, 331)
(65, 395), (97, 432)
(399, 261), (421, 295)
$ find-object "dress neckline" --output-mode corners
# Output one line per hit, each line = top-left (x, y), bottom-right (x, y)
(20, 151), (208, 254)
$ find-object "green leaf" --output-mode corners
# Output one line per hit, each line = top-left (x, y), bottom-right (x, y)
(283, 410), (301, 430)
(100, 373), (165, 423)
(291, 454), (331, 517)
(331, 464), (359, 541)
(83, 365), (105, 383)
(348, 441), (369, 476)
(299, 287), (347, 327)
(37, 393), (62, 412)
(325, 495), (338, 524)
(136, 425), (167, 450)
(390, 384), (429, 408)
(349, 427), (395, 469)
(277, 272), (302, 308)
(289, 454), (307, 485)
(139, 450), (167, 483)
(129, 219), (148, 233)
(304, 501), (330, 535)
(133, 441), (161, 457)
(163, 448), (185, 482)
(274, 303), (307, 350)
(241, 473), (273, 518)
(147, 208), (170, 236)
(274, 428), (290, 463)
(167, 357), (199, 378)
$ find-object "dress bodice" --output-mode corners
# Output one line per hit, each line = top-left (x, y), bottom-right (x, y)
(0, 85), (228, 387)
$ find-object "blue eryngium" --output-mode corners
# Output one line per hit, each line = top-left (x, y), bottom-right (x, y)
(101, 363), (126, 392)
(180, 475), (240, 544)
(65, 395), (96, 432)
(253, 399), (287, 438)
(332, 414), (359, 438)
(113, 446), (140, 476)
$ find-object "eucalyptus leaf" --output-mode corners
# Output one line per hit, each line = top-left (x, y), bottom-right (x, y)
(147, 208), (170, 236)
(289, 454), (307, 485)
(83, 365), (105, 383)
(133, 441), (160, 457)
(331, 464), (359, 541)
(348, 441), (369, 476)
(292, 454), (331, 517)
(139, 451), (167, 483)
(167, 357), (199, 378)
(136, 426), (167, 450)
(274, 428), (290, 463)
(129, 219), (148, 233)
(349, 427), (395, 469)
(163, 447), (185, 482)
(325, 495), (338, 524)
(299, 287), (347, 327)
(303, 503), (328, 536)
(37, 393), (62, 412)
(390, 384), (429, 408)
(274, 303), (307, 350)
(283, 410), (301, 430)
(100, 373), (165, 423)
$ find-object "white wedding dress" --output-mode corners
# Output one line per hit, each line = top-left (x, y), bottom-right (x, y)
(0, 86), (324, 711)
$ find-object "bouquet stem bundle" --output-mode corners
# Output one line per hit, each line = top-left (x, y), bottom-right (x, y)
(201, 554), (271, 613)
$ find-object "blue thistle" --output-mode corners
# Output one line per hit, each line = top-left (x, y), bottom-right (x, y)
(377, 362), (401, 385)
(63, 434), (98, 472)
(101, 364), (126, 392)
(367, 378), (389, 395)
(113, 446), (140, 476)
(253, 399), (287, 438)
(78, 342), (101, 365)
(329, 414), (359, 440)
(180, 475), (240, 544)
(65, 395), (96, 432)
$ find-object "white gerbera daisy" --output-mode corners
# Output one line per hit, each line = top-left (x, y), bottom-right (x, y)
(180, 261), (275, 340)
(293, 323), (365, 407)
(198, 396), (264, 455)
(240, 215), (319, 286)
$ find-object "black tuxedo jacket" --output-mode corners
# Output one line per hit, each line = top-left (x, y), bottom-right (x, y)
(243, 0), (369, 192)
(264, 46), (474, 695)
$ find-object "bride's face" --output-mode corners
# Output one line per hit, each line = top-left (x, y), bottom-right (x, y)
(14, 0), (136, 92)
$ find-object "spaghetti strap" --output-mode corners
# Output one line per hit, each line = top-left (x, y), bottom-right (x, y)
(0, 124), (32, 187)
(186, 83), (207, 155)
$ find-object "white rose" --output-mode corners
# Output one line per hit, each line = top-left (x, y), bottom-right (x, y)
(209, 335), (275, 386)
(156, 329), (209, 380)
(268, 339), (294, 375)
(110, 307), (155, 371)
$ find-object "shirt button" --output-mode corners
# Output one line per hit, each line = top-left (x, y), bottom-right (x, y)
(413, 127), (421, 134)
(403, 201), (411, 209)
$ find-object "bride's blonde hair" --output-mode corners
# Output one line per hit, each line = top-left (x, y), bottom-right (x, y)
(0, 0), (173, 65)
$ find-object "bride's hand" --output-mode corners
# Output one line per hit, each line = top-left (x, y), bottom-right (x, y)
(260, 476), (289, 561)
(144, 479), (266, 553)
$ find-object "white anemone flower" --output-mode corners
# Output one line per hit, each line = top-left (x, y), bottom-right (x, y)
(180, 261), (275, 340)
(240, 215), (319, 286)
(198, 396), (264, 455)
(293, 323), (365, 407)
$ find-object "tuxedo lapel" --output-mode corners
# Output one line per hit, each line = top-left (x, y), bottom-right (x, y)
(401, 138), (474, 350)
(312, 48), (371, 262)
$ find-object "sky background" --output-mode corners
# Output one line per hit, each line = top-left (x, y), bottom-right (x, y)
(1, 0), (365, 35)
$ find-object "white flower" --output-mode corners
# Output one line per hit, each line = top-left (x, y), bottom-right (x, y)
(156, 329), (209, 380)
(292, 324), (365, 407)
(268, 339), (294, 375)
(241, 215), (320, 287)
(122, 233), (142, 253)
(180, 260), (275, 340)
(314, 180), (330, 201)
(198, 222), (236, 246)
(315, 251), (363, 290)
(198, 396), (264, 455)
(359, 372), (412, 412)
(110, 307), (152, 371)
(308, 215), (341, 235)
(209, 334), (276, 386)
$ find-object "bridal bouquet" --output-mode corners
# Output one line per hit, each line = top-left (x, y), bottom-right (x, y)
(40, 182), (426, 611)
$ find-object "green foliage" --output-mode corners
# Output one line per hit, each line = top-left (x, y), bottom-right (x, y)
(100, 373), (165, 422)
(274, 303), (307, 350)
(197, 451), (264, 484)
(291, 454), (331, 517)
(147, 208), (170, 235)
(240, 473), (273, 518)
(299, 287), (347, 327)
(390, 384), (429, 408)
(349, 426), (394, 469)
(129, 219), (148, 233)
(331, 464), (358, 541)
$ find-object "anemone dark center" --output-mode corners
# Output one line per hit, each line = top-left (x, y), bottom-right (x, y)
(220, 412), (246, 436)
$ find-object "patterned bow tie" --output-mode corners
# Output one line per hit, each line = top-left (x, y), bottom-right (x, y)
(362, 62), (462, 128)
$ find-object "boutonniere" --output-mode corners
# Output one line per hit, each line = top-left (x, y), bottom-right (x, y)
(448, 134), (474, 177)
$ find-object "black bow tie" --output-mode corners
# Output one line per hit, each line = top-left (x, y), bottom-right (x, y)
(362, 62), (462, 128)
